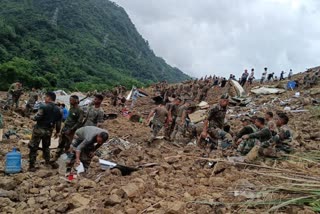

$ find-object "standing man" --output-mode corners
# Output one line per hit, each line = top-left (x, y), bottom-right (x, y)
(28, 92), (62, 172)
(25, 87), (39, 116)
(200, 94), (232, 149)
(171, 100), (190, 141)
(6, 81), (23, 109)
(248, 69), (255, 85)
(147, 102), (168, 143)
(165, 97), (181, 141)
(240, 69), (249, 86)
(260, 67), (268, 84)
(69, 126), (109, 169)
(83, 94), (104, 127)
(55, 95), (84, 160)
(288, 69), (293, 80)
(280, 71), (285, 81)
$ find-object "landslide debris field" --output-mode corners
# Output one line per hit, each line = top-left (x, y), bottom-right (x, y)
(0, 74), (320, 214)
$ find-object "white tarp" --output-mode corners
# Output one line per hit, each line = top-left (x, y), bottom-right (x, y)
(251, 87), (286, 95)
(189, 110), (207, 123)
(230, 80), (246, 97)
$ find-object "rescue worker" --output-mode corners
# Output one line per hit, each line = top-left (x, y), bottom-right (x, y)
(237, 117), (272, 155)
(55, 95), (84, 160)
(25, 87), (38, 116)
(260, 113), (293, 156)
(69, 126), (109, 169)
(146, 102), (168, 143)
(6, 81), (23, 109)
(28, 92), (62, 172)
(83, 94), (104, 127)
(200, 94), (233, 150)
(165, 97), (181, 141)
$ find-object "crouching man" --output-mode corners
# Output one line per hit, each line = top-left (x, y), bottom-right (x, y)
(69, 126), (109, 169)
(259, 112), (293, 157)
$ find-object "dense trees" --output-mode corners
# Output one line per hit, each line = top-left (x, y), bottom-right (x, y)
(0, 0), (189, 91)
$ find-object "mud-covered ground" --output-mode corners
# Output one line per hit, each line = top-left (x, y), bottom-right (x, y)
(0, 75), (319, 213)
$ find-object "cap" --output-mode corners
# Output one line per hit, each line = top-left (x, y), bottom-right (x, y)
(220, 94), (229, 99)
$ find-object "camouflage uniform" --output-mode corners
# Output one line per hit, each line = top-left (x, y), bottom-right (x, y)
(235, 124), (257, 141)
(237, 127), (272, 155)
(25, 91), (38, 116)
(83, 105), (104, 127)
(165, 103), (178, 139)
(150, 106), (168, 142)
(29, 102), (62, 167)
(170, 105), (187, 141)
(260, 125), (293, 156)
(6, 83), (23, 109)
(206, 104), (233, 149)
(56, 106), (84, 159)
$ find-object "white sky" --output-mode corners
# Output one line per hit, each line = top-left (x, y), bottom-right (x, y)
(112, 0), (320, 78)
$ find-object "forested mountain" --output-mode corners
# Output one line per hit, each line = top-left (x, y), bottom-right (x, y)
(0, 0), (189, 91)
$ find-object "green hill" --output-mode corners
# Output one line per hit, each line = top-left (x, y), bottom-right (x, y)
(0, 0), (189, 91)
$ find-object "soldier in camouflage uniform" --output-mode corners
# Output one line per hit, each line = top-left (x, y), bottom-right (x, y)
(200, 94), (233, 150)
(147, 102), (168, 143)
(28, 92), (62, 172)
(55, 95), (84, 160)
(237, 117), (272, 155)
(6, 82), (23, 109)
(170, 100), (190, 141)
(25, 87), (39, 116)
(259, 112), (293, 156)
(83, 94), (104, 127)
(165, 97), (181, 140)
(234, 116), (258, 142)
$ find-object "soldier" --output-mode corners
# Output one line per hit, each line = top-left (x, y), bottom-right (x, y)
(69, 126), (109, 169)
(55, 95), (84, 160)
(146, 102), (169, 143)
(165, 97), (181, 141)
(237, 117), (272, 155)
(234, 116), (258, 142)
(25, 87), (39, 116)
(265, 111), (277, 134)
(200, 94), (233, 150)
(28, 92), (62, 172)
(170, 100), (190, 141)
(260, 113), (293, 156)
(303, 74), (311, 89)
(83, 94), (104, 127)
(240, 70), (249, 86)
(6, 81), (23, 109)
(199, 84), (210, 102)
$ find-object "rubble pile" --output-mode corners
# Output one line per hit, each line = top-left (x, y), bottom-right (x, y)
(0, 71), (319, 213)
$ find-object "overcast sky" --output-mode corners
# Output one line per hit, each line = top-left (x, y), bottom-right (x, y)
(112, 0), (320, 78)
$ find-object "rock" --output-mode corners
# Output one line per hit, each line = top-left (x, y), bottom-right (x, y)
(167, 201), (185, 214)
(126, 208), (137, 214)
(15, 174), (29, 183)
(69, 193), (91, 208)
(0, 178), (18, 191)
(37, 170), (53, 178)
(79, 178), (97, 189)
(105, 194), (122, 206)
(29, 188), (40, 194)
(165, 157), (179, 164)
(122, 183), (140, 198)
(55, 203), (69, 213)
(49, 190), (57, 198)
(213, 162), (228, 174)
(0, 189), (18, 200)
(27, 197), (36, 207)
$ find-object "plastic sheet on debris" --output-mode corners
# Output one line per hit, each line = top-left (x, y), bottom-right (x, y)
(251, 87), (286, 95)
(99, 159), (117, 170)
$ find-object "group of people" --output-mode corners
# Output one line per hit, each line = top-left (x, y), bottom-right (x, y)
(27, 92), (108, 172)
(147, 92), (293, 158)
